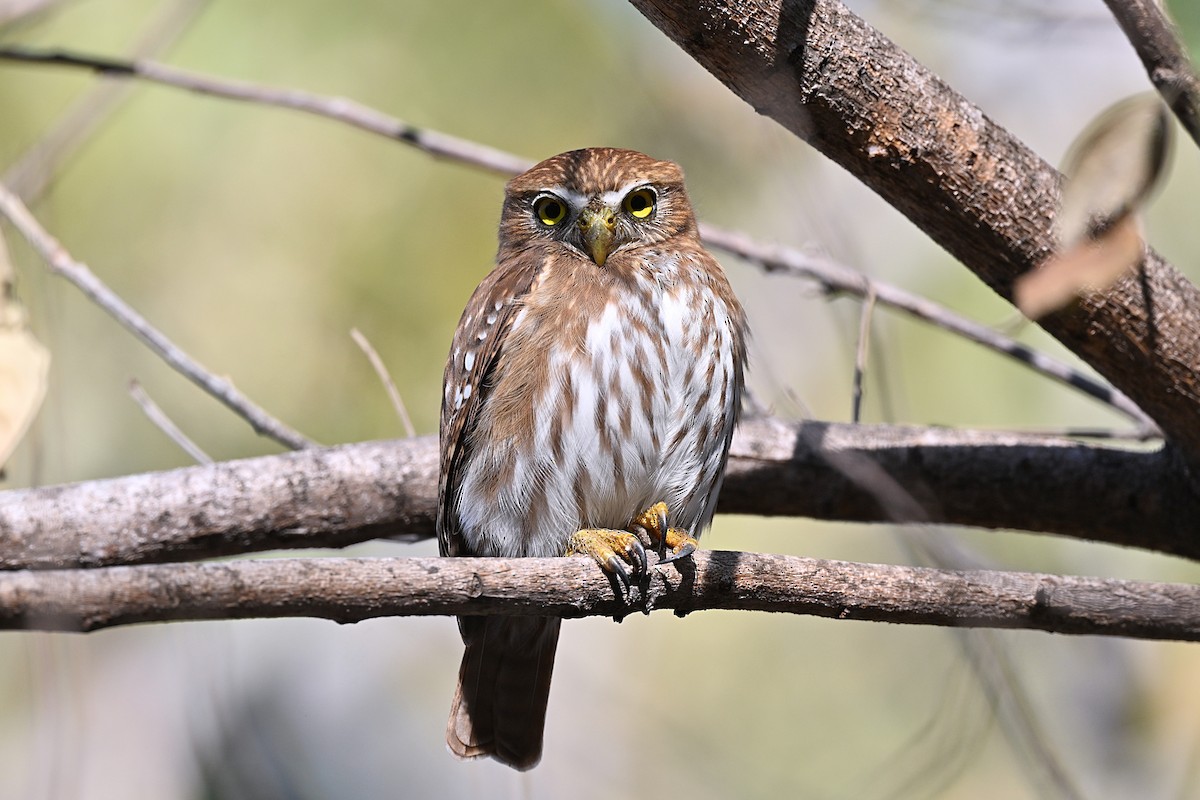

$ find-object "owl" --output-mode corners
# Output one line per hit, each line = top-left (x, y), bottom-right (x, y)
(438, 147), (747, 770)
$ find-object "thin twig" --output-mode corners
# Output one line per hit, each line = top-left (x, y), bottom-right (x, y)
(127, 379), (212, 464)
(3, 554), (1199, 641)
(1103, 0), (1200, 149)
(0, 182), (315, 450)
(0, 46), (533, 177)
(852, 285), (876, 423)
(350, 328), (415, 438)
(0, 46), (1158, 434)
(700, 224), (1159, 434)
(1000, 426), (1158, 441)
(3, 0), (210, 202)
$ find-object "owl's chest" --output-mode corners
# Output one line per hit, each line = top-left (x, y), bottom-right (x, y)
(526, 278), (730, 506)
(455, 268), (738, 555)
(575, 283), (718, 421)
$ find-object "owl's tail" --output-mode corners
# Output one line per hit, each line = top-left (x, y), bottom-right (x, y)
(446, 615), (561, 771)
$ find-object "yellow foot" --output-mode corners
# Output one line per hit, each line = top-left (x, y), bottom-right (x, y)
(630, 501), (699, 566)
(566, 528), (647, 591)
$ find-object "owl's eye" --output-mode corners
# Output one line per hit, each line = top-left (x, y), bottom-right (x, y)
(533, 195), (568, 226)
(623, 188), (656, 219)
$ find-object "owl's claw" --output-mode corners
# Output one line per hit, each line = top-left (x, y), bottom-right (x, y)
(606, 554), (631, 590)
(567, 529), (648, 594)
(568, 502), (698, 594)
(656, 536), (696, 565)
(630, 501), (699, 567)
(654, 506), (669, 560)
(626, 537), (648, 576)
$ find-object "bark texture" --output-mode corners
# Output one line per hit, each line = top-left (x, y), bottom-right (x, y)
(2, 554), (1198, 642)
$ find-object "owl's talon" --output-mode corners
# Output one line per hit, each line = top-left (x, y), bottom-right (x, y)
(656, 534), (696, 566)
(567, 528), (647, 594)
(630, 502), (699, 566)
(629, 538), (648, 576)
(655, 507), (669, 560)
(607, 555), (631, 591)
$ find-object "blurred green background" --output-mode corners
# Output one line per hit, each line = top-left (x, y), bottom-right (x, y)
(1, 1), (1199, 798)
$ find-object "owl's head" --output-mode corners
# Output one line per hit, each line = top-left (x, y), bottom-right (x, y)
(499, 148), (697, 266)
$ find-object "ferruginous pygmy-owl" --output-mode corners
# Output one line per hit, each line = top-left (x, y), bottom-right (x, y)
(438, 147), (747, 770)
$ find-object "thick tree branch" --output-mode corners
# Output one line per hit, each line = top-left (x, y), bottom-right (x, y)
(0, 436), (440, 570)
(2, 554), (1197, 642)
(1103, 0), (1200, 147)
(628, 0), (1200, 461)
(2, 419), (1196, 571)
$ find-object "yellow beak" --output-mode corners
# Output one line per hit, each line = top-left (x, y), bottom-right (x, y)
(579, 206), (617, 266)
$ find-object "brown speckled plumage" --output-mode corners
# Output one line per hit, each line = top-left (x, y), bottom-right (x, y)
(438, 148), (747, 770)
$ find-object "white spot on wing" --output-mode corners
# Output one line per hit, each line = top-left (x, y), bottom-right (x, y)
(463, 351), (476, 372)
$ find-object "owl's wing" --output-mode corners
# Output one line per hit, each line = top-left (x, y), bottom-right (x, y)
(437, 255), (541, 557)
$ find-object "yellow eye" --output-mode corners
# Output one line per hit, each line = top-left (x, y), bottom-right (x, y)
(623, 188), (656, 219)
(534, 195), (567, 226)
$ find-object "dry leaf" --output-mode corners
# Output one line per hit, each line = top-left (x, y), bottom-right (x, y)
(1015, 214), (1144, 320)
(1016, 94), (1171, 319)
(1056, 92), (1171, 248)
(0, 230), (50, 469)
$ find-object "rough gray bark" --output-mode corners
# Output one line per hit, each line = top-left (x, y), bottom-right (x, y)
(3, 553), (1197, 641)
(628, 0), (1200, 463)
(0, 437), (439, 570)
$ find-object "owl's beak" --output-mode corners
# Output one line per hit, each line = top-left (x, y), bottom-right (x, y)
(578, 206), (617, 266)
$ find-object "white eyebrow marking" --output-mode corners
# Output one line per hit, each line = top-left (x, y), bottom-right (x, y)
(601, 181), (654, 209)
(559, 188), (590, 209)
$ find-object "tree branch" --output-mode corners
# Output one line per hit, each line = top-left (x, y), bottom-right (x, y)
(0, 46), (533, 177)
(0, 436), (439, 570)
(2, 418), (1196, 571)
(1103, 0), (1200, 148)
(628, 0), (1200, 461)
(2, 553), (1197, 642)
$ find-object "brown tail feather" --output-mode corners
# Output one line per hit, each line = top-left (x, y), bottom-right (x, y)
(447, 616), (561, 771)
